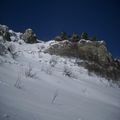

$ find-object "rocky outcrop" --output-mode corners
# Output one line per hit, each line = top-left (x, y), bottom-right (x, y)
(46, 40), (120, 81)
(22, 29), (38, 43)
(0, 25), (11, 41)
(77, 40), (113, 65)
(46, 40), (113, 64)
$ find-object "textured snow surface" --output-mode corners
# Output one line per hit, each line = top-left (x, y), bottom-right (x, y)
(0, 41), (120, 120)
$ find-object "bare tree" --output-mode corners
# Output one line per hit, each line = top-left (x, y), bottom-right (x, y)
(63, 65), (77, 79)
(37, 45), (44, 58)
(63, 66), (72, 77)
(14, 70), (22, 89)
(8, 43), (18, 59)
(49, 55), (58, 67)
(51, 89), (59, 104)
(41, 64), (52, 75)
(0, 43), (7, 56)
(25, 64), (36, 78)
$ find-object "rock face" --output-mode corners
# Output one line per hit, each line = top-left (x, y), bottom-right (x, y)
(46, 40), (113, 65)
(22, 29), (38, 43)
(46, 40), (120, 81)
(77, 40), (113, 65)
(0, 25), (11, 41)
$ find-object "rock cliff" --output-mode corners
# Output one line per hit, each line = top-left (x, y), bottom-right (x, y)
(45, 40), (120, 81)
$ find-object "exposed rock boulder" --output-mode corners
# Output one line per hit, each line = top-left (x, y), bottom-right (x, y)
(0, 25), (11, 41)
(77, 40), (113, 65)
(9, 30), (23, 42)
(22, 29), (38, 43)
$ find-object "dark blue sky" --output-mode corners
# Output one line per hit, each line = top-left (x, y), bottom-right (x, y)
(0, 0), (120, 57)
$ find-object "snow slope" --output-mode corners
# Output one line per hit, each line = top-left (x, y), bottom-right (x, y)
(0, 41), (120, 120)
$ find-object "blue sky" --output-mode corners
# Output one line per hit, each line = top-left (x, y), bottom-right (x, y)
(0, 0), (120, 57)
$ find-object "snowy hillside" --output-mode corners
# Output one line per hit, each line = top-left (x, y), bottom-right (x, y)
(0, 40), (120, 120)
(0, 25), (120, 120)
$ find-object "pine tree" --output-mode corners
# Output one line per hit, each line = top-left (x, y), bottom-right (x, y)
(60, 32), (68, 40)
(81, 32), (88, 40)
(91, 36), (97, 41)
(55, 36), (62, 41)
(70, 33), (80, 42)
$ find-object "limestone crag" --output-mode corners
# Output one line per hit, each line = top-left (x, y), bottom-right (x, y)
(0, 25), (11, 41)
(22, 29), (38, 43)
(46, 40), (120, 81)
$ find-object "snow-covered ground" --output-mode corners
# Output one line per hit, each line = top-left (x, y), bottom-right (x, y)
(0, 41), (120, 120)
